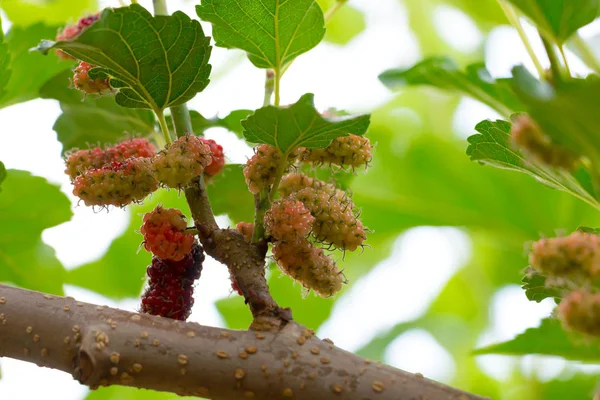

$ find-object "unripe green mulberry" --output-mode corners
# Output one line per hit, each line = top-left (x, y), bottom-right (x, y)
(153, 136), (212, 189)
(272, 238), (343, 297)
(299, 135), (372, 168)
(243, 144), (282, 194)
(264, 199), (315, 242)
(73, 159), (158, 207)
(65, 147), (107, 180)
(279, 173), (353, 206)
(293, 187), (366, 251)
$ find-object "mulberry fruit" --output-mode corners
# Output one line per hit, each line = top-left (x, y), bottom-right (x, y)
(235, 222), (254, 242)
(140, 206), (195, 261)
(65, 147), (107, 180)
(294, 187), (365, 251)
(557, 290), (600, 336)
(299, 135), (372, 168)
(272, 238), (343, 297)
(141, 243), (204, 321)
(264, 199), (314, 241)
(55, 13), (100, 60)
(106, 138), (156, 161)
(279, 173), (353, 206)
(200, 138), (225, 177)
(511, 114), (578, 169)
(530, 232), (600, 281)
(243, 144), (282, 194)
(73, 158), (157, 207)
(65, 138), (155, 180)
(72, 61), (111, 95)
(153, 135), (212, 189)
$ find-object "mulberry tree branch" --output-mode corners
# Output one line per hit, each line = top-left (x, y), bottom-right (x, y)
(0, 283), (488, 400)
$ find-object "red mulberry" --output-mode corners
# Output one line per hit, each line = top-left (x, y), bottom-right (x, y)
(73, 61), (110, 95)
(140, 206), (195, 261)
(200, 138), (225, 177)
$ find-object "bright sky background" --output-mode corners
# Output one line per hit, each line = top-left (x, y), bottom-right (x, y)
(1, 0), (599, 398)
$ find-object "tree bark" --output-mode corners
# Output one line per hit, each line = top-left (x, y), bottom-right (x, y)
(0, 283), (488, 400)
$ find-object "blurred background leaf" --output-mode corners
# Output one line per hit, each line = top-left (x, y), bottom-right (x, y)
(1, 0), (97, 27)
(0, 169), (71, 294)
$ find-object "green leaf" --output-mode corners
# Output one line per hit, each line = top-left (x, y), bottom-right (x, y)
(242, 93), (370, 154)
(35, 5), (212, 114)
(474, 317), (600, 361)
(1, 0), (97, 27)
(205, 165), (254, 223)
(40, 70), (156, 153)
(196, 0), (325, 70)
(0, 170), (72, 294)
(379, 57), (522, 116)
(466, 119), (600, 210)
(507, 0), (598, 43)
(522, 272), (563, 303)
(0, 23), (72, 109)
(67, 189), (189, 299)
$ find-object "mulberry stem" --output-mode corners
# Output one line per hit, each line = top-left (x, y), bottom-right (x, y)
(156, 111), (172, 145)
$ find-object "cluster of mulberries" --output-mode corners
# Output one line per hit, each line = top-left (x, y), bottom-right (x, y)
(263, 173), (367, 296)
(67, 138), (158, 207)
(72, 61), (111, 95)
(55, 13), (100, 60)
(529, 231), (600, 337)
(299, 135), (372, 169)
(67, 135), (224, 207)
(280, 174), (366, 252)
(141, 243), (204, 321)
(153, 135), (213, 189)
(65, 138), (156, 180)
(140, 206), (195, 261)
(272, 238), (343, 297)
(72, 158), (157, 207)
(511, 114), (578, 169)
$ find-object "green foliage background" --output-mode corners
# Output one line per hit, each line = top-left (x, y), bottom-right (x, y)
(1, 0), (600, 399)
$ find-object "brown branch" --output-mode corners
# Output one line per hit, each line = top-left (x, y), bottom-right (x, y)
(185, 177), (290, 330)
(0, 283), (488, 400)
